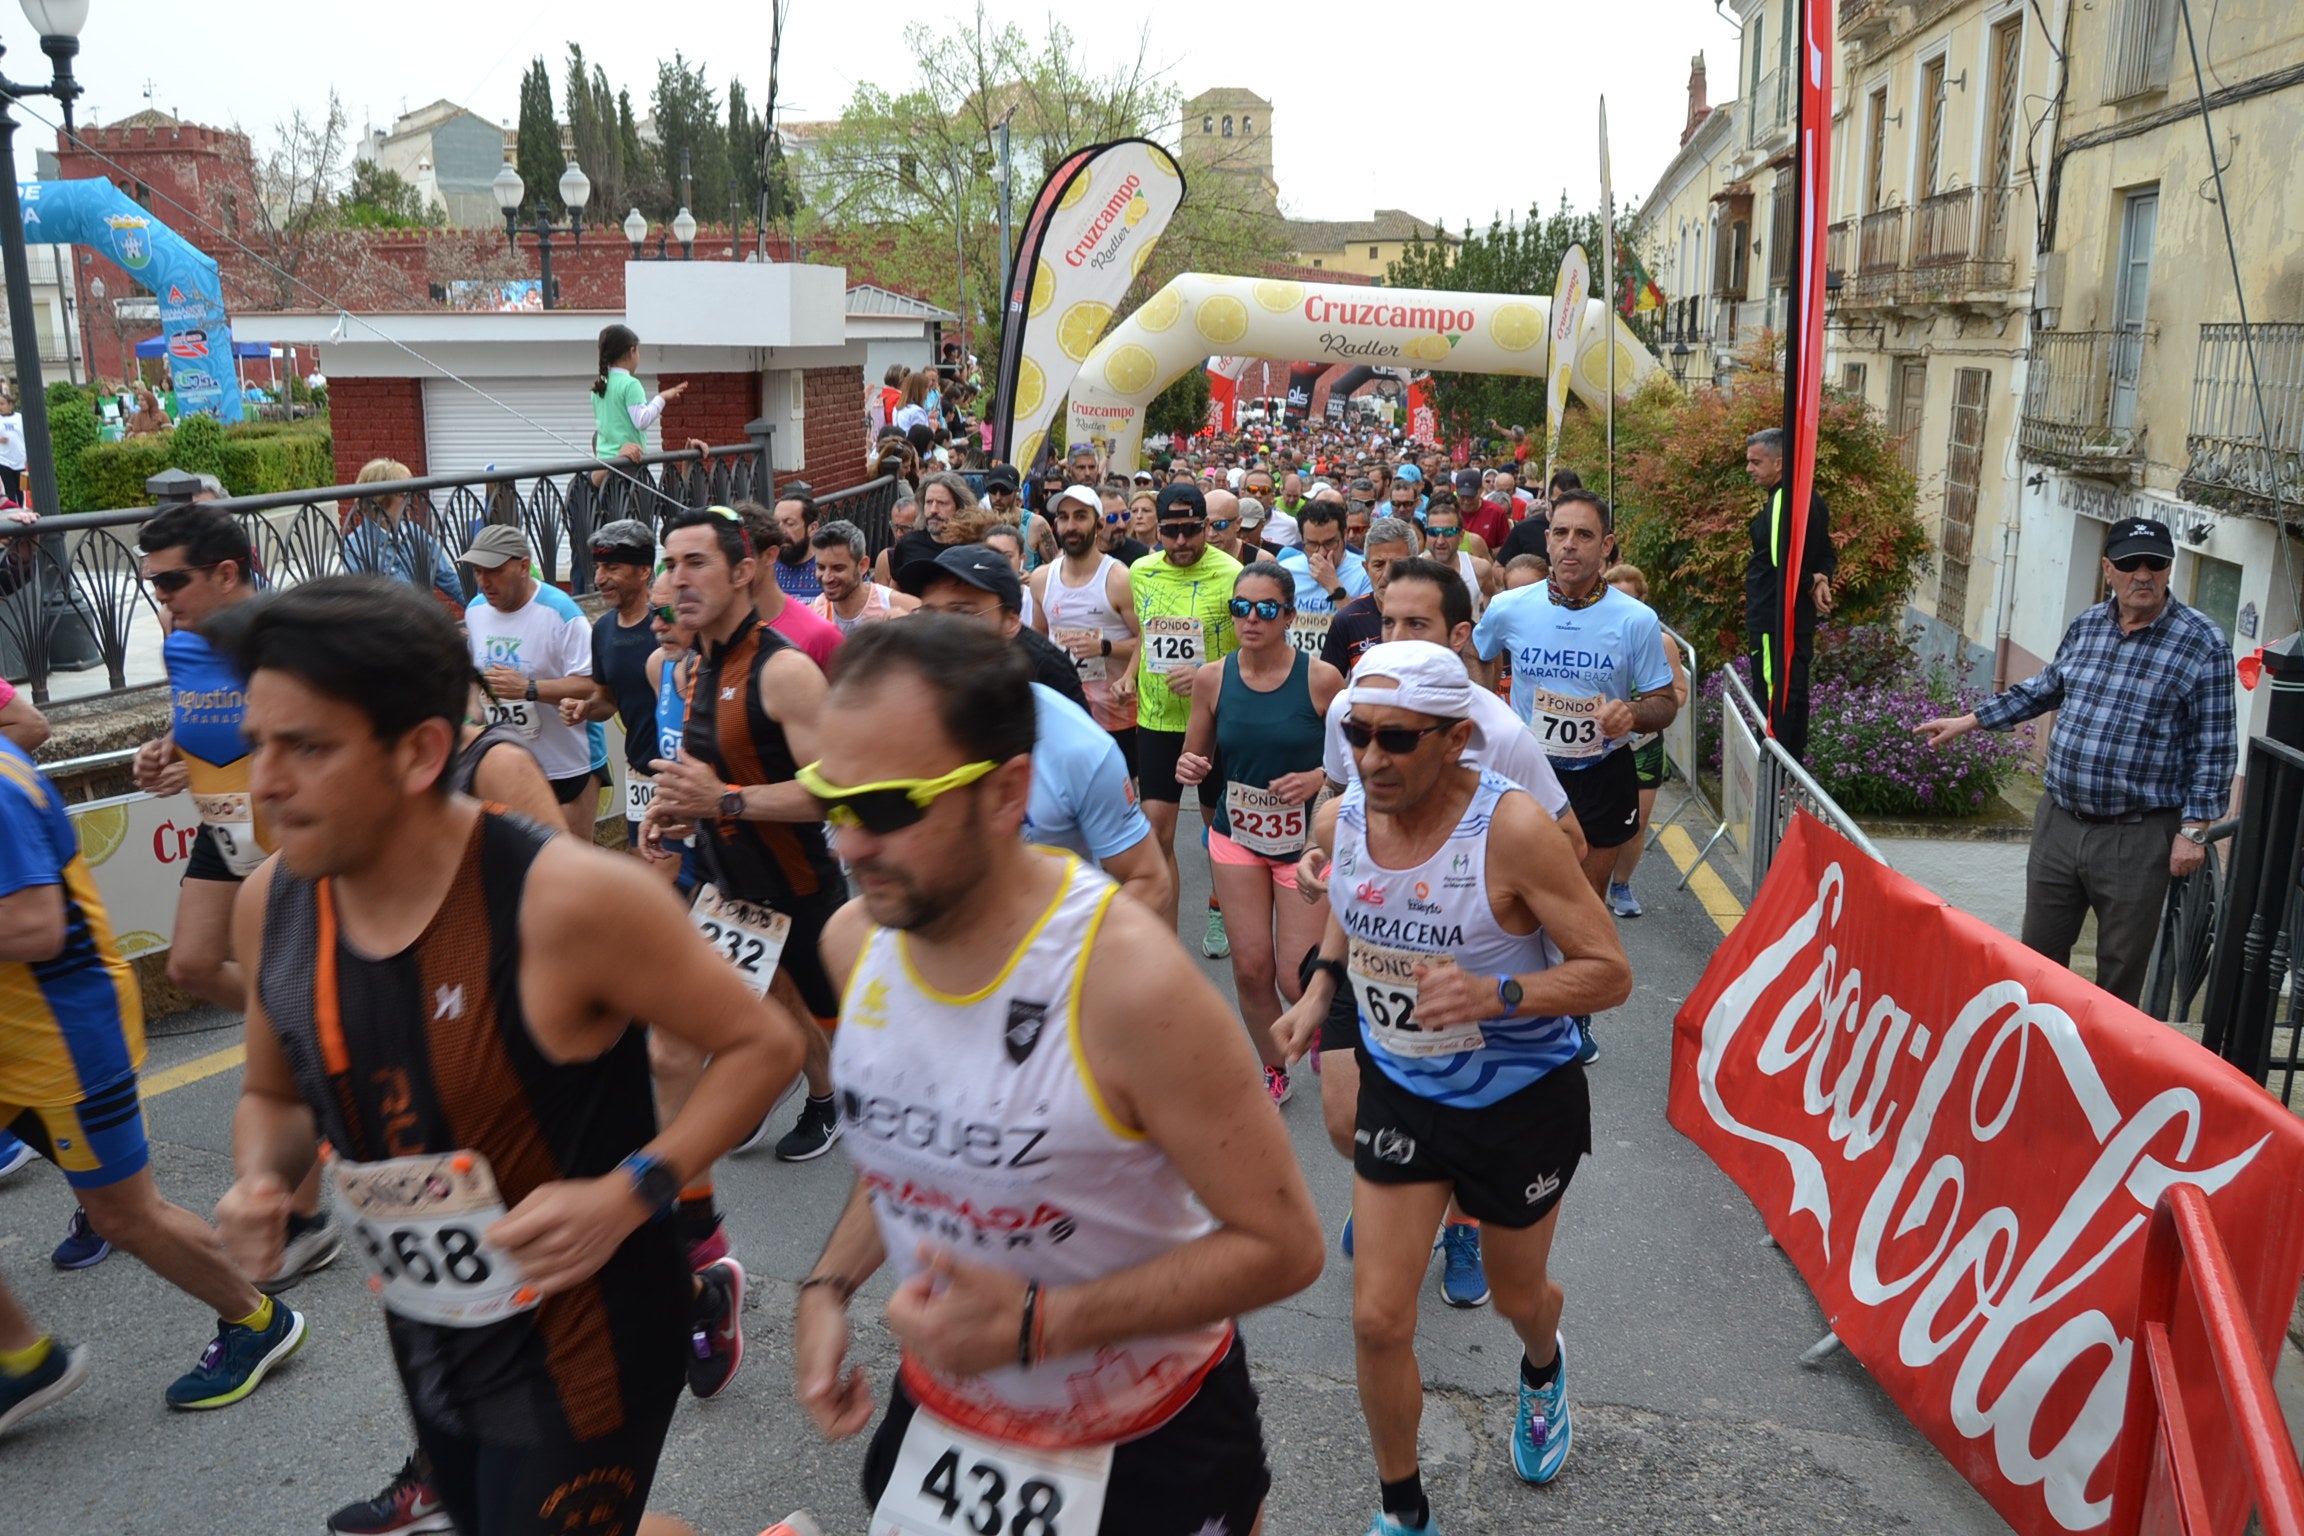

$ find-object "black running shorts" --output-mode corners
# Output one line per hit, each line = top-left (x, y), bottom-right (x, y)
(1133, 728), (1218, 810)
(1554, 746), (1642, 849)
(184, 825), (242, 884)
(1354, 1053), (1592, 1228)
(548, 769), (597, 806)
(411, 1372), (680, 1536)
(862, 1334), (1272, 1536)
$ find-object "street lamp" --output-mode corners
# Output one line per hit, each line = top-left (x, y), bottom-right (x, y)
(1669, 339), (1692, 384)
(557, 158), (590, 247)
(1, 0), (100, 678)
(491, 158), (587, 308)
(491, 161), (524, 237)
(670, 206), (696, 261)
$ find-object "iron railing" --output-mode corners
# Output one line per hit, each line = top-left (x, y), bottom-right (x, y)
(1908, 185), (2016, 297)
(2201, 734), (2304, 1105)
(1749, 67), (1788, 148)
(1854, 206), (1908, 303)
(2182, 321), (2304, 512)
(2141, 817), (2239, 1024)
(2019, 329), (2147, 463)
(1688, 663), (1892, 890)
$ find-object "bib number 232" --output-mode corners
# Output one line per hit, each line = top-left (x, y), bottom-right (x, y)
(874, 1409), (1112, 1536)
(689, 883), (791, 997)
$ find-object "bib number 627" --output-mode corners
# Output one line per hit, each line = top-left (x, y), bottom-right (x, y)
(918, 1449), (1066, 1536)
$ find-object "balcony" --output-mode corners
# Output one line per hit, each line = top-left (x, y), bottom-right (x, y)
(2020, 328), (2150, 470)
(2182, 321), (2304, 513)
(1840, 0), (1900, 45)
(1906, 186), (2018, 301)
(1852, 206), (1908, 304)
(1711, 298), (1769, 353)
(1826, 218), (1853, 304)
(1749, 68), (1789, 150)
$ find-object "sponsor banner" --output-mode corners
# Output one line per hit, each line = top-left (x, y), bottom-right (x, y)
(1774, 0), (1834, 733)
(1208, 354), (1249, 434)
(992, 139), (1186, 472)
(1069, 274), (1659, 470)
(1669, 814), (2304, 1536)
(69, 793), (217, 959)
(20, 178), (246, 422)
(1407, 377), (1436, 445)
(1543, 244), (1590, 494)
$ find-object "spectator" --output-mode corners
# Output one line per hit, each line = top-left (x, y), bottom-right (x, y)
(589, 323), (686, 464)
(1742, 428), (1836, 761)
(124, 382), (169, 436)
(344, 457), (461, 608)
(1915, 517), (2237, 1008)
(770, 490), (823, 602)
(0, 388), (23, 504)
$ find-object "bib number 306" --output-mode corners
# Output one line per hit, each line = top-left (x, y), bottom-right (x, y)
(873, 1409), (1112, 1536)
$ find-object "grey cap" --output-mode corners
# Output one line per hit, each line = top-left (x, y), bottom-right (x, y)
(590, 519), (656, 561)
(461, 523), (531, 568)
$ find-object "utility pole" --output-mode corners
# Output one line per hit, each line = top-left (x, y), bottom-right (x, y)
(996, 106), (1017, 302)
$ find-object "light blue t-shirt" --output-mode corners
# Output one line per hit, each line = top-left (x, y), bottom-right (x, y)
(1473, 583), (1675, 768)
(1273, 545), (1371, 617)
(1022, 683), (1150, 863)
(472, 579), (611, 773)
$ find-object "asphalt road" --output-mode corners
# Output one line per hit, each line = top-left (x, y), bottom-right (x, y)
(0, 799), (2010, 1536)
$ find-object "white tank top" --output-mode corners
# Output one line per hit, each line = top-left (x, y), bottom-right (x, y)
(1456, 550), (1487, 619)
(1331, 769), (1577, 1107)
(812, 582), (896, 635)
(833, 852), (1230, 1448)
(1039, 555), (1133, 733)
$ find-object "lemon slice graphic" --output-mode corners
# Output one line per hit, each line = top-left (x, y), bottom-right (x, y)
(1029, 260), (1056, 320)
(1489, 302), (1544, 353)
(1057, 301), (1116, 363)
(74, 802), (131, 866)
(1253, 280), (1304, 313)
(1104, 344), (1158, 397)
(1013, 356), (1047, 420)
(1195, 294), (1249, 346)
(1057, 171), (1092, 211)
(1135, 286), (1185, 333)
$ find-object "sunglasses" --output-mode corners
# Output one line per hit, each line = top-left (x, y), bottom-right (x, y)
(1342, 718), (1449, 754)
(1207, 518), (1235, 532)
(653, 604), (678, 625)
(592, 545), (653, 566)
(1229, 597), (1284, 621)
(794, 758), (998, 835)
(2111, 554), (2170, 573)
(142, 562), (220, 593)
(1159, 520), (1206, 537)
(1103, 511), (1130, 525)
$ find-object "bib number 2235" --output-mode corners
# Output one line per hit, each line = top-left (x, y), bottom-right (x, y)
(873, 1408), (1111, 1536)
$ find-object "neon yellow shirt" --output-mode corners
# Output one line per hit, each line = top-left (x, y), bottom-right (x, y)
(1129, 547), (1244, 733)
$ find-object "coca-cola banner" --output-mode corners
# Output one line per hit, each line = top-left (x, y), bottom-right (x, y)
(1669, 814), (2304, 1536)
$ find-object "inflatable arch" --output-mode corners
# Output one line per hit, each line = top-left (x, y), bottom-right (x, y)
(1061, 273), (1661, 470)
(18, 178), (245, 422)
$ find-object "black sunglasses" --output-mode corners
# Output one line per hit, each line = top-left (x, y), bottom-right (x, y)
(2111, 554), (2170, 573)
(1159, 520), (1205, 536)
(1229, 597), (1284, 621)
(1342, 718), (1448, 754)
(653, 604), (678, 624)
(143, 562), (220, 593)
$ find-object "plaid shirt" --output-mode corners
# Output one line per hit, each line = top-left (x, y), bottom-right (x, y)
(1974, 597), (2237, 822)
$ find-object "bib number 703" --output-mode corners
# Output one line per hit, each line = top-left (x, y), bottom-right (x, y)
(919, 1449), (1066, 1536)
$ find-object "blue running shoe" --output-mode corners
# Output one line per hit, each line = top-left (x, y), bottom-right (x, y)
(1339, 1211), (1354, 1259)
(1511, 1334), (1572, 1483)
(1437, 1223), (1489, 1308)
(1364, 1514), (1437, 1536)
(0, 1131), (35, 1180)
(165, 1302), (306, 1410)
(0, 1338), (88, 1439)
(52, 1208), (110, 1270)
(1608, 881), (1642, 918)
(1573, 1016), (1599, 1066)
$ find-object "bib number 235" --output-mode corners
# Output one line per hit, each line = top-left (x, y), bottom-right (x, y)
(874, 1409), (1111, 1536)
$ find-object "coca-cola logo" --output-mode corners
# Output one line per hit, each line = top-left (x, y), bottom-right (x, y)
(1678, 840), (2299, 1534)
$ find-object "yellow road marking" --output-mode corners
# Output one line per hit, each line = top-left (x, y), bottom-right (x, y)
(140, 1042), (245, 1097)
(1658, 825), (1746, 936)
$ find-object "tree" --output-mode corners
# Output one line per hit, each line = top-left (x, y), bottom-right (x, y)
(229, 92), (425, 312)
(650, 53), (727, 222)
(565, 45), (626, 225)
(1386, 197), (1604, 442)
(514, 57), (561, 223)
(340, 161), (439, 228)
(727, 78), (764, 234)
(617, 90), (658, 216)
(1144, 366), (1211, 440)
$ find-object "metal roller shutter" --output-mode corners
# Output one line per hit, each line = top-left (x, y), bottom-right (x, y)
(423, 376), (655, 476)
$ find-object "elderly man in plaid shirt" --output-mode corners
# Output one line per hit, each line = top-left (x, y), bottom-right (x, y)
(1917, 517), (2237, 1007)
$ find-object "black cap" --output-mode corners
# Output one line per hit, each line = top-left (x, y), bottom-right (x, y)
(2104, 518), (2174, 562)
(1155, 483), (1207, 522)
(899, 542), (1023, 611)
(984, 465), (1021, 493)
(1453, 469), (1482, 493)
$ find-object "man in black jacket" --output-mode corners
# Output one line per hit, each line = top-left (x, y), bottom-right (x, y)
(1744, 428), (1836, 762)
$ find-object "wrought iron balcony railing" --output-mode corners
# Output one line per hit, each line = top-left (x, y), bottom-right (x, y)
(1907, 185), (2018, 299)
(2019, 328), (2149, 465)
(2182, 321), (2304, 512)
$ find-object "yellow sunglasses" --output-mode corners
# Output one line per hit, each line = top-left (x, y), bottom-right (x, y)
(794, 759), (998, 833)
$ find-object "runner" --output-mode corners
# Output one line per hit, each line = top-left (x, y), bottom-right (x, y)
(770, 491), (824, 603)
(1321, 517), (1418, 678)
(1204, 487), (1246, 562)
(1602, 563), (1691, 919)
(1271, 642), (1632, 1524)
(790, 616), (1324, 1536)
(808, 520), (918, 634)
(567, 518), (664, 852)
(461, 525), (602, 842)
(641, 509), (850, 1165)
(1174, 561), (1344, 1108)
(734, 501), (845, 671)
(1128, 483), (1244, 939)
(1026, 485), (1140, 763)
(0, 726), (308, 1433)
(1275, 501), (1370, 662)
(216, 575), (805, 1536)
(1421, 496), (1495, 617)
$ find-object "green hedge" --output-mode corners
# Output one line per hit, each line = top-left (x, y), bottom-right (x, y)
(45, 381), (99, 513)
(76, 421), (335, 510)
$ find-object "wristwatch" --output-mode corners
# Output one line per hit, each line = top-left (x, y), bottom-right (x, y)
(2177, 825), (2209, 845)
(616, 1151), (680, 1221)
(523, 679), (538, 703)
(1100, 636), (1113, 656)
(1329, 586), (1349, 604)
(718, 786), (746, 820)
(1496, 975), (1524, 1011)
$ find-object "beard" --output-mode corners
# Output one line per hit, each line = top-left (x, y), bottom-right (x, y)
(1058, 528), (1095, 558)
(779, 539), (810, 566)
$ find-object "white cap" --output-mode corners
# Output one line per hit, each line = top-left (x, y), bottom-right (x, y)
(1346, 642), (1475, 721)
(1054, 485), (1100, 513)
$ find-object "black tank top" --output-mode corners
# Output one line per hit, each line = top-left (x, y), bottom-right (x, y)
(256, 812), (684, 1440)
(447, 722), (533, 796)
(682, 610), (841, 904)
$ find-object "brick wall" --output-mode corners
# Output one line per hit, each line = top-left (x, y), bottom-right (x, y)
(799, 367), (868, 490)
(328, 377), (427, 484)
(661, 372), (758, 452)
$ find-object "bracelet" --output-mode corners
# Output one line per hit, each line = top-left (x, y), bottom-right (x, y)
(798, 1274), (856, 1304)
(1017, 1280), (1042, 1370)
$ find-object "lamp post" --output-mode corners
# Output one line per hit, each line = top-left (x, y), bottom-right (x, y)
(492, 157), (588, 308)
(2, 0), (99, 678)
(1669, 339), (1691, 384)
(670, 206), (695, 261)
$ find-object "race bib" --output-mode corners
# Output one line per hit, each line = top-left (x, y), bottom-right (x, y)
(1348, 938), (1487, 1059)
(872, 1405), (1113, 1536)
(332, 1150), (535, 1328)
(484, 698), (541, 740)
(623, 773), (655, 820)
(1225, 781), (1307, 858)
(1527, 686), (1607, 760)
(689, 882), (791, 997)
(1287, 611), (1332, 657)
(1053, 627), (1106, 684)
(1142, 616), (1205, 674)
(192, 791), (265, 877)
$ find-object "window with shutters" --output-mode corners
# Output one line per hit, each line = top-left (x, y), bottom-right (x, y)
(2102, 0), (2175, 100)
(1865, 89), (1890, 212)
(1843, 362), (1868, 399)
(1918, 56), (1948, 199)
(1938, 367), (1990, 630)
(1890, 357), (1928, 475)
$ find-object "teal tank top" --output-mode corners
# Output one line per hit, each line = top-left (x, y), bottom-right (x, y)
(1210, 649), (1324, 851)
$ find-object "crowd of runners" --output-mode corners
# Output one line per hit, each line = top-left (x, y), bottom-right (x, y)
(0, 413), (1691, 1536)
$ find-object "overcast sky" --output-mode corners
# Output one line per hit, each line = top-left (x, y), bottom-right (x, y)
(9, 1), (1740, 231)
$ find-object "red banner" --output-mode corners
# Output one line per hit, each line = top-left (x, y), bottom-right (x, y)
(1669, 815), (2304, 1536)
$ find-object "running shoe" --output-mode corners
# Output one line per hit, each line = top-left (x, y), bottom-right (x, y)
(688, 1257), (747, 1399)
(774, 1096), (842, 1162)
(757, 1512), (825, 1536)
(687, 1220), (731, 1271)
(0, 1131), (36, 1180)
(325, 1453), (453, 1535)
(1574, 1016), (1599, 1065)
(165, 1301), (306, 1410)
(1339, 1211), (1354, 1259)
(261, 1211), (343, 1293)
(0, 1338), (88, 1440)
(1265, 1064), (1293, 1106)
(1511, 1334), (1572, 1484)
(1608, 881), (1642, 918)
(1202, 906), (1230, 958)
(1437, 1222), (1489, 1308)
(1363, 1514), (1437, 1536)
(52, 1208), (110, 1270)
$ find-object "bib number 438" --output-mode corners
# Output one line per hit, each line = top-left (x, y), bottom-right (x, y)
(874, 1408), (1112, 1536)
(918, 1449), (1065, 1536)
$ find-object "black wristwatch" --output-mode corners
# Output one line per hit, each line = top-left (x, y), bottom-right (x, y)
(523, 679), (538, 703)
(617, 1151), (680, 1220)
(718, 787), (746, 820)
(1496, 975), (1524, 1011)
(1100, 636), (1113, 656)
(1330, 586), (1349, 605)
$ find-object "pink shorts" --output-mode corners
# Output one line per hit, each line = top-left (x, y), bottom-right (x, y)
(1207, 827), (1300, 888)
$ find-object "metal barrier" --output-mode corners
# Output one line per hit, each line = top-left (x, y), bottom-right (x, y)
(2201, 734), (2304, 1104)
(2107, 1183), (2304, 1536)
(1687, 662), (1890, 889)
(1640, 627), (1728, 893)
(2141, 817), (2240, 1025)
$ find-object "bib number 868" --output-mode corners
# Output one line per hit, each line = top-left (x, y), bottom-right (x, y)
(352, 1219), (493, 1287)
(920, 1449), (1065, 1536)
